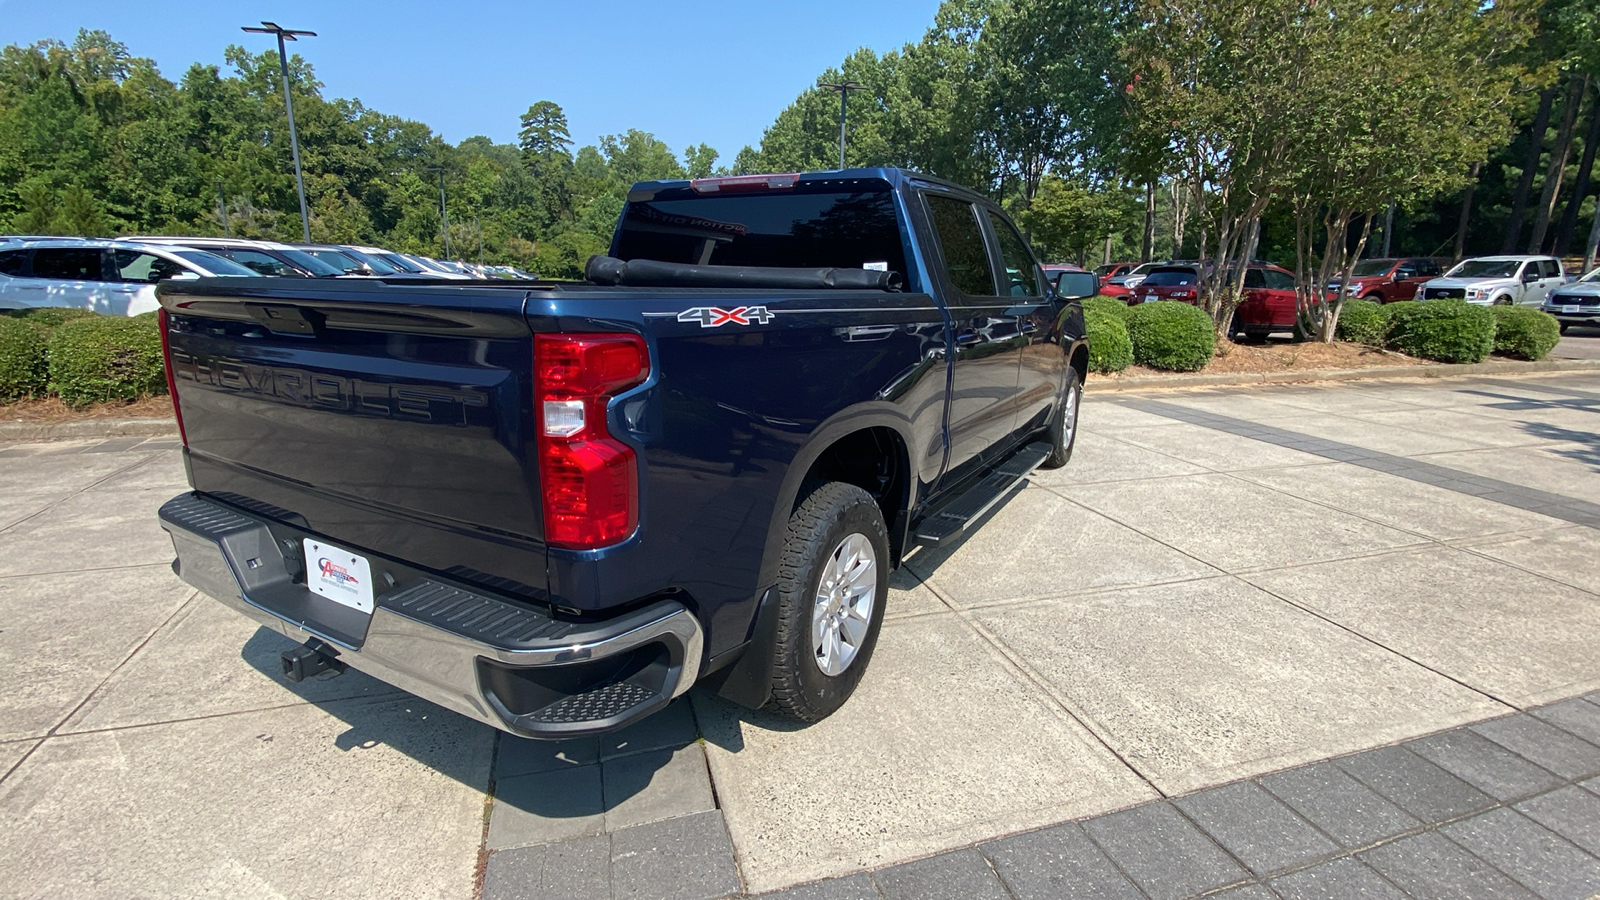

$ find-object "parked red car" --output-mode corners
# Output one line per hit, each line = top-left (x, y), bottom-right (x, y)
(1326, 257), (1444, 303)
(1129, 265), (1203, 304)
(1233, 264), (1301, 339)
(1095, 262), (1135, 281)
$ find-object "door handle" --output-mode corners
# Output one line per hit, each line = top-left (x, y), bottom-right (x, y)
(1019, 321), (1038, 335)
(956, 332), (983, 347)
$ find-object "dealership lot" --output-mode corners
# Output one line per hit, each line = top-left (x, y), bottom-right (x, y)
(2, 371), (1599, 899)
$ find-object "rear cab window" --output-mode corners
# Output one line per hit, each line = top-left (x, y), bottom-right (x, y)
(1540, 259), (1561, 279)
(924, 194), (996, 298)
(1264, 269), (1295, 290)
(613, 179), (909, 284)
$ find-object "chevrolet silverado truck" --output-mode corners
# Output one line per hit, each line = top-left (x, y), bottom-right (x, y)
(155, 168), (1093, 739)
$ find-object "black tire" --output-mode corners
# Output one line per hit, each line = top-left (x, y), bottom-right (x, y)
(1559, 323), (1569, 335)
(769, 482), (890, 722)
(1041, 368), (1081, 469)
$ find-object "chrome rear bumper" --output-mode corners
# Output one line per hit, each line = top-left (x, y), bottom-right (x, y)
(158, 492), (703, 738)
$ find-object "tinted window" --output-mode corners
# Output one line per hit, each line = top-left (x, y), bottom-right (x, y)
(1243, 269), (1266, 288)
(925, 195), (995, 296)
(614, 186), (908, 277)
(1539, 259), (1560, 278)
(0, 249), (26, 277)
(226, 249), (301, 277)
(1142, 268), (1198, 286)
(32, 248), (103, 281)
(1450, 259), (1518, 278)
(1351, 259), (1394, 276)
(986, 211), (1042, 297)
(170, 250), (257, 276)
(279, 248), (343, 276)
(1264, 269), (1295, 290)
(307, 249), (363, 273)
(343, 249), (398, 274)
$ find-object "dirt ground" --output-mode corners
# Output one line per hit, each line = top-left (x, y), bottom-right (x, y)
(1102, 339), (1432, 380)
(0, 395), (175, 423)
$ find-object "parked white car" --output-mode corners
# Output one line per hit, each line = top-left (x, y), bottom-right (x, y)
(343, 246), (474, 280)
(0, 239), (256, 316)
(1416, 255), (1569, 307)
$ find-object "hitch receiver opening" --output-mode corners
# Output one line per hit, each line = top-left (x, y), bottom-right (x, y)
(280, 641), (348, 683)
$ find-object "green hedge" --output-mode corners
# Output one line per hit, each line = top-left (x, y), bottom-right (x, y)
(1385, 299), (1494, 363)
(0, 317), (48, 401)
(1125, 300), (1215, 371)
(1335, 299), (1388, 347)
(0, 306), (99, 333)
(1082, 294), (1132, 322)
(47, 315), (166, 407)
(1491, 305), (1560, 361)
(1085, 309), (1133, 373)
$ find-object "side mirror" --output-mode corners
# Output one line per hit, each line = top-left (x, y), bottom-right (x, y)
(1054, 271), (1099, 301)
(1522, 270), (1539, 283)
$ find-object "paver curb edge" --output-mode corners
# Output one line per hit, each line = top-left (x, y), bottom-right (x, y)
(1088, 357), (1600, 392)
(0, 417), (177, 442)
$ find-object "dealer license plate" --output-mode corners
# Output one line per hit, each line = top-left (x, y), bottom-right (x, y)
(302, 539), (375, 614)
(1562, 305), (1580, 313)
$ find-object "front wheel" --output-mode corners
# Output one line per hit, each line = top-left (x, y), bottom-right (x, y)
(1041, 368), (1082, 469)
(769, 482), (890, 722)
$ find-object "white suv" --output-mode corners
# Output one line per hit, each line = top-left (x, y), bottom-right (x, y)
(1416, 255), (1568, 307)
(0, 239), (255, 316)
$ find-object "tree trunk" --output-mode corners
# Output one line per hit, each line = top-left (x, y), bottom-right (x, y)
(1455, 162), (1481, 260)
(1103, 233), (1113, 266)
(1587, 195), (1600, 273)
(1503, 86), (1557, 253)
(1555, 85), (1599, 257)
(1530, 75), (1588, 253)
(1141, 180), (1156, 262)
(1381, 203), (1394, 257)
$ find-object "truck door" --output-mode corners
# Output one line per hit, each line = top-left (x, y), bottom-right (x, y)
(922, 192), (1022, 493)
(983, 208), (1057, 438)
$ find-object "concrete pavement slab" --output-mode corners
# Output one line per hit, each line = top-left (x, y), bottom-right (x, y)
(0, 448), (155, 496)
(906, 486), (1218, 609)
(489, 764), (606, 849)
(873, 849), (1010, 900)
(1246, 546), (1600, 706)
(882, 568), (948, 620)
(693, 613), (1154, 893)
(0, 486), (180, 577)
(0, 564), (193, 741)
(755, 873), (880, 900)
(0, 739), (37, 781)
(1461, 526), (1600, 599)
(609, 810), (741, 900)
(975, 577), (1500, 793)
(1128, 390), (1316, 421)
(482, 836), (611, 900)
(1471, 715), (1600, 781)
(600, 744), (715, 831)
(1233, 463), (1564, 540)
(81, 450), (187, 493)
(1077, 400), (1186, 430)
(1335, 745), (1494, 823)
(1096, 422), (1327, 471)
(0, 491), (66, 532)
(1028, 430), (1209, 487)
(1533, 698), (1600, 746)
(1060, 473), (1422, 572)
(600, 697), (698, 760)
(1414, 447), (1600, 504)
(1347, 408), (1554, 448)
(1269, 856), (1409, 900)
(1259, 386), (1451, 416)
(0, 695), (492, 900)
(60, 594), (399, 734)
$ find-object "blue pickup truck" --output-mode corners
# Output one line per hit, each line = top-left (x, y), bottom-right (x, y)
(156, 168), (1093, 738)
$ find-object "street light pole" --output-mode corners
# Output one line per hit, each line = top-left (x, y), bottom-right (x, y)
(817, 80), (864, 170)
(428, 166), (451, 259)
(242, 21), (316, 243)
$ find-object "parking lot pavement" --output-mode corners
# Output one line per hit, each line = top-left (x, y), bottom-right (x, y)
(3, 370), (1599, 899)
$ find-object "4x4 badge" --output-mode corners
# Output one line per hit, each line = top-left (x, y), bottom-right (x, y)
(677, 306), (775, 328)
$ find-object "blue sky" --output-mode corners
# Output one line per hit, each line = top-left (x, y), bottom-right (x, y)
(0, 0), (940, 165)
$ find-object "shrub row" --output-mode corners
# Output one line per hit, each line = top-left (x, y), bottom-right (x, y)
(1083, 297), (1214, 373)
(0, 309), (166, 406)
(1334, 298), (1560, 363)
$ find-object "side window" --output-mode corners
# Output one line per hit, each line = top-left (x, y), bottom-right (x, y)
(227, 249), (297, 277)
(1540, 259), (1560, 279)
(1243, 269), (1267, 288)
(114, 250), (186, 284)
(1394, 262), (1417, 278)
(0, 249), (28, 277)
(926, 195), (996, 297)
(1265, 269), (1295, 290)
(31, 248), (105, 281)
(985, 210), (1042, 297)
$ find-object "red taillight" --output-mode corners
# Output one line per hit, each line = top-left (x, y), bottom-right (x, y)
(535, 333), (649, 550)
(157, 307), (188, 447)
(689, 173), (799, 193)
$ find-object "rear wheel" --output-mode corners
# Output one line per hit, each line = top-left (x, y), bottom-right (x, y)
(1041, 369), (1081, 469)
(769, 482), (889, 722)
(1560, 323), (1570, 335)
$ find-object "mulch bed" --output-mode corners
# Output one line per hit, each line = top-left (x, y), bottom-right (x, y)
(0, 395), (175, 424)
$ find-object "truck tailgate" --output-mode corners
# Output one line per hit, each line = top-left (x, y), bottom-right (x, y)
(160, 280), (549, 601)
